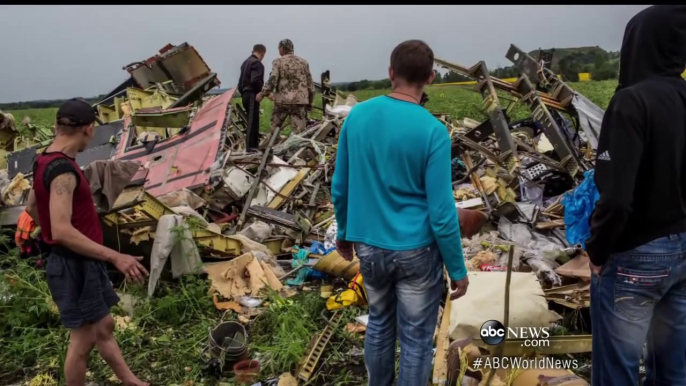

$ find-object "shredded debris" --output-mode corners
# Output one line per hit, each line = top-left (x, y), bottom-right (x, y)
(0, 41), (604, 385)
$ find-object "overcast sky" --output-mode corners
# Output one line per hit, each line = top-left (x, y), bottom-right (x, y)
(0, 5), (649, 104)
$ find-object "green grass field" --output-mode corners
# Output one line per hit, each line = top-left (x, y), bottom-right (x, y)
(7, 80), (617, 135)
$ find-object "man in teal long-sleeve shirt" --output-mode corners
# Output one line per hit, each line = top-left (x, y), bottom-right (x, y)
(331, 40), (469, 386)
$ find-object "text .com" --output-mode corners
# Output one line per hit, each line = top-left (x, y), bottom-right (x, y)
(480, 320), (550, 347)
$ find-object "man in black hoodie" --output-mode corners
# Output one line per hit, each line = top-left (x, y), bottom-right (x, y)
(238, 44), (266, 151)
(585, 5), (686, 385)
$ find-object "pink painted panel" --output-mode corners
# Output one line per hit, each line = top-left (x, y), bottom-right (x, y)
(115, 88), (236, 196)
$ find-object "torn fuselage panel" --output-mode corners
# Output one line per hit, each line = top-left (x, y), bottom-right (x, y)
(114, 88), (236, 197)
(6, 122), (122, 179)
(124, 43), (219, 96)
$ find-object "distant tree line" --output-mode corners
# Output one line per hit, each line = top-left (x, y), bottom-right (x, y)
(337, 48), (622, 91)
(490, 49), (621, 82)
(0, 94), (107, 111)
(337, 70), (474, 92)
(556, 50), (620, 82)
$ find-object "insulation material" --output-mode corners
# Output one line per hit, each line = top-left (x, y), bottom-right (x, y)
(480, 176), (498, 195)
(212, 296), (244, 313)
(466, 251), (499, 271)
(147, 215), (203, 296)
(2, 172), (30, 206)
(449, 272), (562, 341)
(227, 234), (285, 277)
(222, 157), (298, 205)
(0, 170), (11, 201)
(324, 220), (338, 250)
(0, 111), (16, 132)
(238, 221), (274, 243)
(324, 94), (359, 118)
(512, 368), (588, 386)
(498, 217), (565, 252)
(130, 227), (153, 245)
(278, 373), (299, 386)
(454, 187), (479, 201)
(223, 166), (254, 200)
(523, 252), (562, 286)
(272, 135), (326, 157)
(156, 189), (206, 210)
(229, 234), (275, 261)
(171, 206), (209, 227)
(555, 253), (591, 281)
(262, 157), (300, 203)
(536, 134), (555, 153)
(82, 160), (141, 211)
(204, 252), (283, 300)
(571, 93), (604, 150)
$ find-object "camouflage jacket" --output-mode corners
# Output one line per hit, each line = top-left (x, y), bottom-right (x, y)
(262, 54), (315, 106)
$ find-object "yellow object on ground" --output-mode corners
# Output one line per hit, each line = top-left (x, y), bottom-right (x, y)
(480, 176), (498, 195)
(205, 252), (283, 300)
(29, 373), (57, 386)
(278, 373), (299, 386)
(578, 73), (592, 82)
(2, 172), (30, 206)
(320, 284), (333, 298)
(326, 271), (368, 310)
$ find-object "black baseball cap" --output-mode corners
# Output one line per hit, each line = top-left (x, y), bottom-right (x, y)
(56, 98), (97, 127)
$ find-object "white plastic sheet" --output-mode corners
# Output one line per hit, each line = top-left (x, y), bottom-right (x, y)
(148, 215), (203, 296)
(571, 93), (605, 150)
(449, 272), (562, 341)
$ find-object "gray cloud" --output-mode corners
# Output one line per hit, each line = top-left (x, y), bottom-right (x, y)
(0, 5), (649, 103)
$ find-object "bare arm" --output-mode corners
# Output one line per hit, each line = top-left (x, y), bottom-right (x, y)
(49, 173), (148, 283)
(26, 189), (40, 227)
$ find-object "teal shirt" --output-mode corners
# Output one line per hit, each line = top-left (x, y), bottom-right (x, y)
(331, 96), (467, 281)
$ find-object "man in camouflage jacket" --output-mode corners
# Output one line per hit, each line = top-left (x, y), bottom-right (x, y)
(257, 39), (315, 134)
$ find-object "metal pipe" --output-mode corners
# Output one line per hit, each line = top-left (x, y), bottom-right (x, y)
(236, 126), (282, 230)
(485, 246), (514, 386)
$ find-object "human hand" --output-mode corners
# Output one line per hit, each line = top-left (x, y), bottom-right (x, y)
(336, 240), (354, 261)
(450, 276), (469, 300)
(267, 93), (275, 101)
(113, 254), (149, 284)
(255, 93), (264, 102)
(582, 250), (602, 276)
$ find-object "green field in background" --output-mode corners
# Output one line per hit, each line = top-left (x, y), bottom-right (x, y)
(8, 80), (617, 135)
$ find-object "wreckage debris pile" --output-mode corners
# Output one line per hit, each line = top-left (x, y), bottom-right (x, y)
(0, 42), (608, 384)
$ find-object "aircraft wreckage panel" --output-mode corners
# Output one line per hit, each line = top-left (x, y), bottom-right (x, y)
(129, 44), (213, 95)
(6, 121), (123, 179)
(115, 88), (235, 197)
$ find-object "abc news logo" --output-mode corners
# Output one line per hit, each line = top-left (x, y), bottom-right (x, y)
(480, 320), (550, 346)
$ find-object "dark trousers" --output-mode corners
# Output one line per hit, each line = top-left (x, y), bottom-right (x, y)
(242, 92), (260, 151)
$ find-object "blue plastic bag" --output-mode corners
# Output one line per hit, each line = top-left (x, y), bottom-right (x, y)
(562, 169), (600, 247)
(310, 241), (336, 256)
(286, 246), (312, 286)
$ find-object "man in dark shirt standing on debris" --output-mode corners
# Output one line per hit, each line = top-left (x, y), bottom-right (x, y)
(257, 39), (315, 135)
(25, 99), (149, 386)
(332, 40), (468, 386)
(238, 44), (266, 151)
(585, 6), (686, 385)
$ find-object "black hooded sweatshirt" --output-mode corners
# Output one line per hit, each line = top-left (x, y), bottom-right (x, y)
(586, 5), (686, 266)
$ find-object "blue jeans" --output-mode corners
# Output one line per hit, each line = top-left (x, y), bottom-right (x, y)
(591, 233), (686, 386)
(355, 242), (444, 386)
